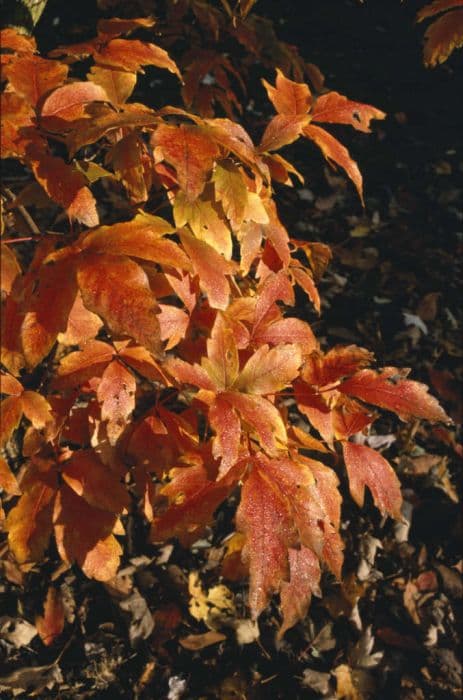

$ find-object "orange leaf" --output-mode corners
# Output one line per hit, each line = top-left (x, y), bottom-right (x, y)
(53, 484), (122, 581)
(7, 475), (56, 563)
(158, 304), (190, 350)
(77, 253), (162, 356)
(262, 69), (312, 115)
(339, 367), (450, 422)
(94, 38), (180, 77)
(97, 17), (156, 38)
(224, 391), (287, 455)
(0, 396), (23, 447)
(151, 464), (240, 546)
(81, 213), (190, 271)
(28, 150), (99, 226)
(237, 343), (302, 395)
(58, 291), (103, 346)
(35, 587), (65, 646)
(40, 81), (109, 123)
(0, 29), (37, 55)
(21, 258), (78, 368)
(164, 358), (216, 391)
(253, 317), (317, 353)
(180, 230), (235, 310)
(417, 0), (463, 21)
(87, 65), (137, 104)
(0, 244), (22, 296)
(279, 547), (321, 638)
(236, 466), (295, 618)
(5, 56), (68, 107)
(209, 395), (241, 476)
(96, 359), (136, 445)
(303, 124), (364, 204)
(420, 8), (463, 66)
(212, 160), (248, 230)
(174, 193), (232, 259)
(154, 124), (219, 201)
(0, 454), (20, 496)
(311, 91), (386, 133)
(259, 114), (310, 152)
(264, 455), (343, 577)
(0, 372), (23, 396)
(342, 441), (403, 519)
(62, 449), (129, 513)
(21, 391), (54, 431)
(302, 345), (374, 387)
(203, 314), (239, 390)
(54, 340), (115, 389)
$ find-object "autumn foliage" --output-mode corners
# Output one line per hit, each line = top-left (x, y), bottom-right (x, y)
(0, 3), (451, 637)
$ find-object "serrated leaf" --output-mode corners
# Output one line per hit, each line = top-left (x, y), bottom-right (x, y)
(180, 230), (235, 310)
(312, 91), (385, 133)
(212, 160), (248, 229)
(224, 391), (287, 455)
(279, 547), (321, 638)
(303, 124), (364, 204)
(237, 466), (295, 618)
(420, 8), (463, 66)
(35, 587), (65, 646)
(57, 292), (103, 346)
(94, 38), (180, 77)
(259, 114), (310, 152)
(342, 441), (402, 519)
(209, 395), (241, 476)
(237, 343), (302, 395)
(262, 69), (312, 115)
(5, 56), (68, 107)
(174, 193), (232, 259)
(54, 340), (115, 389)
(339, 367), (450, 422)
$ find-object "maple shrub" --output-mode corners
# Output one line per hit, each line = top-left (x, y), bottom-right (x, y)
(0, 7), (451, 638)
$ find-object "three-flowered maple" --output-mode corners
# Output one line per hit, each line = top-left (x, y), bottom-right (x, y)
(0, 7), (451, 636)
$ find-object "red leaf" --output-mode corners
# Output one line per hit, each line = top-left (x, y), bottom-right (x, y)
(96, 359), (136, 445)
(339, 367), (450, 422)
(35, 587), (65, 646)
(77, 253), (162, 356)
(158, 304), (190, 350)
(262, 69), (312, 115)
(97, 17), (156, 38)
(53, 484), (122, 581)
(303, 124), (364, 204)
(164, 358), (216, 391)
(237, 465), (295, 618)
(0, 29), (37, 55)
(203, 313), (239, 390)
(279, 547), (321, 638)
(311, 91), (385, 133)
(342, 441), (402, 519)
(154, 124), (219, 201)
(62, 449), (129, 513)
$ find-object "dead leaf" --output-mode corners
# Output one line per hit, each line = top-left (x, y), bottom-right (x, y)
(179, 631), (226, 650)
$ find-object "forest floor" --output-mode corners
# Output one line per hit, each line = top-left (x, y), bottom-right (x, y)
(1, 1), (462, 698)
